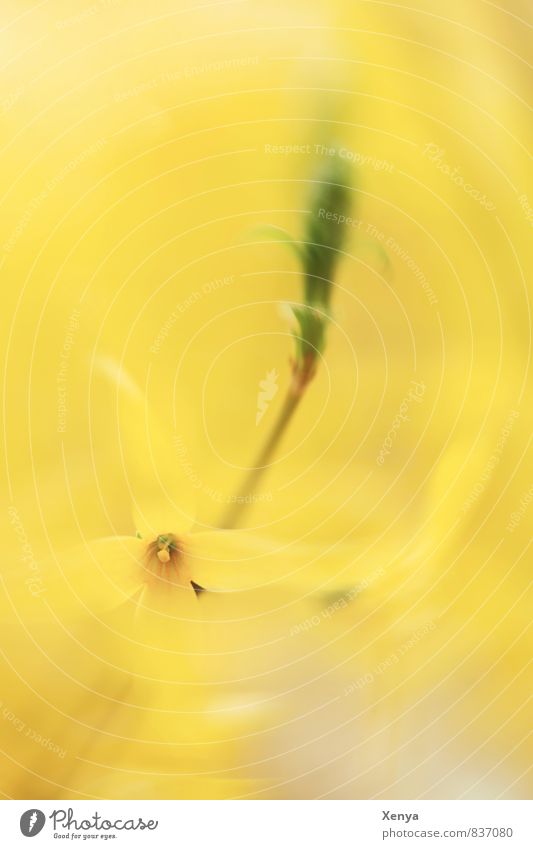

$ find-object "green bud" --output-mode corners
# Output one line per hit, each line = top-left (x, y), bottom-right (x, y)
(302, 155), (351, 310)
(289, 154), (352, 376)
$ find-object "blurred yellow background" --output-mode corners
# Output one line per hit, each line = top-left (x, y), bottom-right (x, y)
(0, 0), (531, 799)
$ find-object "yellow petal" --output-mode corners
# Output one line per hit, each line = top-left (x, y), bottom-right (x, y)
(1, 536), (146, 622)
(94, 357), (197, 537)
(187, 530), (375, 594)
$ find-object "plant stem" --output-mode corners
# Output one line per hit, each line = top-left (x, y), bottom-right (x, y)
(220, 357), (315, 528)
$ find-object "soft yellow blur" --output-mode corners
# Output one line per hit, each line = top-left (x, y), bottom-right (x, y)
(0, 0), (531, 799)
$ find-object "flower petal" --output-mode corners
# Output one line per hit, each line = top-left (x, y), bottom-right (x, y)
(187, 530), (381, 595)
(94, 357), (197, 537)
(1, 536), (146, 622)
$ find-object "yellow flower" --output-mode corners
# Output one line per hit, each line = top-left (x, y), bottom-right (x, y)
(2, 356), (364, 632)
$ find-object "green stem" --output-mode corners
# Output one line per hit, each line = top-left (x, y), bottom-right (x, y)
(220, 358), (315, 528)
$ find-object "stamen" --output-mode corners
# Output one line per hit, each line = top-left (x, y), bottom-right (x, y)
(145, 533), (186, 585)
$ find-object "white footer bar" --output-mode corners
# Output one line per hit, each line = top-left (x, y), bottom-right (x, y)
(1, 799), (531, 848)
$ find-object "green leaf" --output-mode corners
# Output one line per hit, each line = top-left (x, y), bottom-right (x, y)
(301, 156), (352, 310)
(246, 225), (303, 262)
(289, 303), (328, 362)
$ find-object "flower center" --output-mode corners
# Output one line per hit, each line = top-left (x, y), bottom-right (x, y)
(156, 533), (178, 563)
(144, 533), (189, 584)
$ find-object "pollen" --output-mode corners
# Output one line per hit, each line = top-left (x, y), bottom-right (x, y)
(144, 533), (190, 587)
